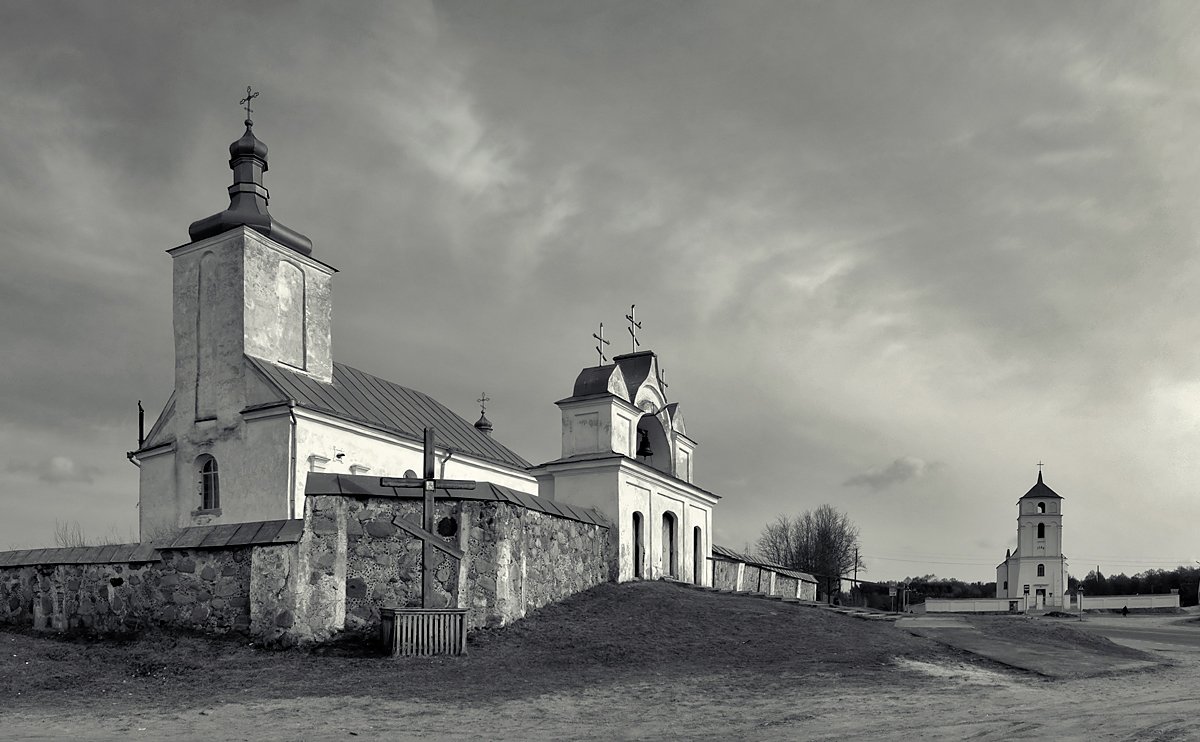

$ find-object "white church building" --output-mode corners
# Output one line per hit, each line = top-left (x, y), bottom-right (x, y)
(128, 112), (717, 586)
(995, 471), (1067, 610)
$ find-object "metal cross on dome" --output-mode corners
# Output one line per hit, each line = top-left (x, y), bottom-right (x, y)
(625, 304), (642, 352)
(477, 392), (490, 415)
(240, 86), (259, 121)
(658, 366), (668, 390)
(379, 428), (476, 609)
(593, 322), (611, 364)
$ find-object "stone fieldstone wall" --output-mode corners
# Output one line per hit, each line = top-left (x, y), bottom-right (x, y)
(152, 548), (252, 633)
(712, 559), (741, 591)
(0, 543), (302, 642)
(742, 565), (764, 592)
(774, 574), (799, 599)
(336, 495), (610, 635)
(0, 562), (157, 633)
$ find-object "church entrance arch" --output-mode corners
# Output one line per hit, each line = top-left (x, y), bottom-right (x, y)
(632, 511), (645, 578)
(662, 512), (677, 578)
(693, 526), (703, 586)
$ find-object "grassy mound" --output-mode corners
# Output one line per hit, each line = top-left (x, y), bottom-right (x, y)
(1, 581), (960, 712)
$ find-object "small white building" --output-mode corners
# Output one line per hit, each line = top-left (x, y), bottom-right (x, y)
(531, 354), (719, 585)
(995, 471), (1067, 610)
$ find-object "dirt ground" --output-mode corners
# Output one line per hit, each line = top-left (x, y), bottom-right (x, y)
(3, 583), (1199, 740)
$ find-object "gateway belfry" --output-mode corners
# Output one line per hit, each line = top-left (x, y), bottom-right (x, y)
(995, 470), (1067, 610)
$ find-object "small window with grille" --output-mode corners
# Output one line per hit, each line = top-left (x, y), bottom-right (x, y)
(197, 455), (220, 510)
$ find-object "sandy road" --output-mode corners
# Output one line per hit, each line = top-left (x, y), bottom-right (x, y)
(3, 655), (1200, 741)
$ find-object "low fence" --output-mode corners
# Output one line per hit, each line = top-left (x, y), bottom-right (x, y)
(709, 546), (818, 601)
(925, 598), (1020, 614)
(1077, 594), (1180, 611)
(380, 607), (467, 656)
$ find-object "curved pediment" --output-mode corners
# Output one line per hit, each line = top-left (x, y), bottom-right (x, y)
(663, 402), (686, 435)
(571, 364), (630, 401)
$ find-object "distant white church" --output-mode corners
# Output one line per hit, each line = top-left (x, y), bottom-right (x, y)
(128, 111), (717, 585)
(995, 471), (1067, 610)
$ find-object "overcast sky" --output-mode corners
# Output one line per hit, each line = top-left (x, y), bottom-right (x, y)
(3, 1), (1200, 583)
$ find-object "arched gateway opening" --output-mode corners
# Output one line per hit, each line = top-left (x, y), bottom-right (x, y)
(693, 526), (703, 586)
(662, 512), (678, 578)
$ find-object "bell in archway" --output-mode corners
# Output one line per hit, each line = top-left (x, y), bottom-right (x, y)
(637, 428), (654, 458)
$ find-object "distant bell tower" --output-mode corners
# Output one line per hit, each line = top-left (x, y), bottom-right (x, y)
(996, 469), (1067, 610)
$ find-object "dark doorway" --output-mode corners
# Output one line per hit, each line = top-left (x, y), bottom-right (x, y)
(693, 526), (703, 586)
(662, 512), (677, 578)
(632, 511), (644, 578)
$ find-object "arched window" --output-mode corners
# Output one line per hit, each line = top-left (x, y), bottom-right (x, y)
(1037, 502), (1046, 513)
(198, 455), (220, 510)
(662, 512), (678, 578)
(632, 511), (644, 578)
(1037, 564), (1045, 577)
(1037, 523), (1045, 539)
(693, 526), (704, 586)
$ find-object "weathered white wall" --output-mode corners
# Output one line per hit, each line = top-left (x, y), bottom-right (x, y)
(137, 447), (178, 538)
(293, 412), (539, 499)
(539, 458), (715, 586)
(926, 598), (1021, 613)
(1078, 594), (1180, 610)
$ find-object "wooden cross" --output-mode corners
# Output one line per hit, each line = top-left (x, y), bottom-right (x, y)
(379, 428), (476, 608)
(625, 304), (642, 352)
(593, 322), (611, 364)
(240, 85), (259, 121)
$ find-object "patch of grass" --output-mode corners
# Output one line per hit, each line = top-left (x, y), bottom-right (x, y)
(965, 616), (1151, 661)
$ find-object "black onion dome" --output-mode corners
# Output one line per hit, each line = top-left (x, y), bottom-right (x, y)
(188, 119), (313, 256)
(229, 120), (268, 160)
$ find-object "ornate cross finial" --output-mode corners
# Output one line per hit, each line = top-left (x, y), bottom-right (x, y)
(477, 392), (490, 415)
(593, 322), (611, 364)
(240, 85), (260, 123)
(625, 304), (642, 352)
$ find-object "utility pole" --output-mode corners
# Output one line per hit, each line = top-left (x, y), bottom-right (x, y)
(853, 548), (859, 583)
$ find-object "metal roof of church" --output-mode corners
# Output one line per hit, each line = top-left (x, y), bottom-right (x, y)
(247, 356), (532, 471)
(1019, 471), (1063, 500)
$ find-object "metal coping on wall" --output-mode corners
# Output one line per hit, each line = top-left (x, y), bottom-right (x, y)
(0, 542), (161, 567)
(305, 473), (609, 528)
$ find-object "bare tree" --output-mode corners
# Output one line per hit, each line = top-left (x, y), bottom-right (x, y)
(53, 519), (88, 548)
(52, 520), (137, 547)
(757, 504), (865, 599)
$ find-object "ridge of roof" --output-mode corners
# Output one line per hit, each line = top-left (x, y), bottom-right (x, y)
(245, 356), (532, 471)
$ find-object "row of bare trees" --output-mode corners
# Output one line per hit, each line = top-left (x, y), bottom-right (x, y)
(757, 504), (865, 596)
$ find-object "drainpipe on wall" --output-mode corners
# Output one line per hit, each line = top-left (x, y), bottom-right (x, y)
(287, 400), (297, 520)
